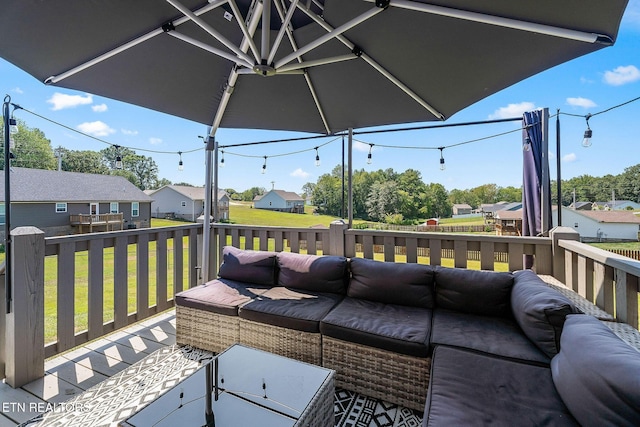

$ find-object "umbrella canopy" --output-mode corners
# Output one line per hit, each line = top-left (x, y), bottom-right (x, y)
(0, 0), (629, 136)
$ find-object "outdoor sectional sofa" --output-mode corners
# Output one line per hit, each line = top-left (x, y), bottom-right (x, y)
(175, 246), (640, 425)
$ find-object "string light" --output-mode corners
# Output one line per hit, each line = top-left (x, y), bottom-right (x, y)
(261, 156), (267, 174)
(178, 151), (184, 171)
(522, 135), (531, 151)
(367, 144), (373, 164)
(314, 147), (320, 166)
(438, 147), (445, 170)
(582, 114), (592, 148)
(220, 149), (225, 167)
(114, 145), (123, 169)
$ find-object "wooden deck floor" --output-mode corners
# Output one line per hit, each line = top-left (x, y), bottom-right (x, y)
(0, 311), (177, 426)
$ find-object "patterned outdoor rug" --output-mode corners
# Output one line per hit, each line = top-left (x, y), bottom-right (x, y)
(20, 345), (422, 427)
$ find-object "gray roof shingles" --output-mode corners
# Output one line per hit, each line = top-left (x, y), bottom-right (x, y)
(0, 167), (153, 203)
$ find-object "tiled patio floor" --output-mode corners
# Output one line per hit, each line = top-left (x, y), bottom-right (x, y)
(1, 311), (422, 427)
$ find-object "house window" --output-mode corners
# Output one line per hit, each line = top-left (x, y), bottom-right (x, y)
(574, 223), (579, 228)
(132, 202), (140, 217)
(56, 202), (67, 213)
(181, 201), (187, 207)
(110, 202), (119, 213)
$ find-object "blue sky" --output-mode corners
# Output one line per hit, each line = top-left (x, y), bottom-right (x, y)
(2, 2), (640, 194)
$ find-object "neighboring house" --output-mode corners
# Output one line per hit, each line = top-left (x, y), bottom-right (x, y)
(452, 204), (472, 216)
(567, 201), (593, 210)
(0, 167), (152, 238)
(480, 202), (522, 222)
(592, 200), (640, 211)
(557, 207), (640, 242)
(494, 210), (523, 236)
(254, 189), (305, 213)
(147, 185), (229, 221)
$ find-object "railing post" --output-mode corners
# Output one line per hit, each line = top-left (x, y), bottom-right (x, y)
(5, 226), (45, 388)
(549, 226), (579, 283)
(0, 266), (5, 379)
(329, 220), (347, 256)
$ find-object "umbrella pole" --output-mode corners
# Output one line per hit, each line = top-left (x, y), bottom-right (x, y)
(541, 108), (551, 235)
(348, 128), (353, 228)
(202, 132), (214, 282)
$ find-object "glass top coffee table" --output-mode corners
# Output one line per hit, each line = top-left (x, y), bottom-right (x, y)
(121, 344), (335, 427)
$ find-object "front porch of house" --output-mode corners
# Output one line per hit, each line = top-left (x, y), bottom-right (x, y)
(0, 222), (638, 425)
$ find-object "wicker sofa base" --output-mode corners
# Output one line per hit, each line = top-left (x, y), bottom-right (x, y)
(175, 305), (239, 354)
(239, 318), (323, 366)
(322, 336), (430, 412)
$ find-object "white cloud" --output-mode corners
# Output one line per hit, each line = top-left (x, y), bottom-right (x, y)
(290, 168), (310, 179)
(580, 77), (595, 84)
(77, 121), (115, 137)
(121, 129), (138, 136)
(603, 65), (640, 86)
(562, 153), (577, 162)
(566, 97), (596, 108)
(488, 102), (536, 120)
(47, 92), (93, 110)
(353, 140), (374, 152)
(12, 87), (24, 94)
(92, 103), (108, 112)
(149, 137), (163, 145)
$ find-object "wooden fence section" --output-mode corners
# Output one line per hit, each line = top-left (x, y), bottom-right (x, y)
(559, 239), (640, 329)
(608, 249), (640, 261)
(343, 228), (552, 273)
(42, 223), (201, 358)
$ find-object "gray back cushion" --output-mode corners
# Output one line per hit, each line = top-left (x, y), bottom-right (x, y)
(511, 269), (579, 358)
(217, 246), (277, 286)
(347, 257), (435, 308)
(276, 252), (348, 294)
(551, 315), (640, 426)
(435, 266), (514, 317)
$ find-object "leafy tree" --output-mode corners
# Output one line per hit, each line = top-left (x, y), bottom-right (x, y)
(366, 180), (401, 221)
(0, 118), (56, 170)
(311, 171), (342, 215)
(100, 146), (160, 190)
(154, 178), (172, 188)
(241, 186), (266, 202)
(301, 182), (316, 200)
(58, 147), (110, 174)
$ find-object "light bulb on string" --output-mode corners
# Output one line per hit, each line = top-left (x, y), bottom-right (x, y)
(114, 145), (123, 169)
(438, 147), (445, 171)
(314, 147), (320, 167)
(220, 150), (225, 168)
(582, 114), (592, 148)
(367, 144), (373, 164)
(522, 136), (531, 152)
(178, 151), (184, 171)
(261, 156), (267, 174)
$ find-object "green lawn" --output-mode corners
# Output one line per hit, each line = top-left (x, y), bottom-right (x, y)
(226, 202), (346, 227)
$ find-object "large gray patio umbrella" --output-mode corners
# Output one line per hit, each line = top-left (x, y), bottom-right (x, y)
(0, 0), (629, 278)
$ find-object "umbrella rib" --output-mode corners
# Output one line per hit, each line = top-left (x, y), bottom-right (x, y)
(378, 0), (613, 44)
(273, 0), (331, 134)
(228, 0), (261, 63)
(167, 31), (253, 69)
(277, 54), (358, 73)
(274, 6), (384, 69)
(165, 0), (255, 66)
(45, 0), (228, 84)
(293, 1), (446, 121)
(267, 0), (299, 65)
(261, 0), (271, 62)
(209, 0), (264, 136)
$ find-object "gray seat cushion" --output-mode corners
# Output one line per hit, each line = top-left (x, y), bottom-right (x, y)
(175, 278), (269, 316)
(320, 297), (432, 357)
(435, 266), (513, 317)
(238, 287), (343, 333)
(551, 314), (640, 427)
(277, 251), (348, 294)
(423, 345), (578, 427)
(347, 257), (435, 308)
(431, 309), (550, 364)
(218, 246), (277, 286)
(511, 270), (580, 358)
